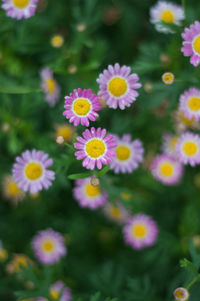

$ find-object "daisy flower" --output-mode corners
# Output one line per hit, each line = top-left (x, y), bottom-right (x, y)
(162, 133), (179, 156)
(103, 201), (130, 224)
(110, 134), (144, 174)
(49, 281), (71, 301)
(51, 35), (64, 48)
(40, 68), (60, 107)
(74, 127), (116, 170)
(63, 88), (101, 127)
(181, 21), (200, 67)
(12, 149), (55, 194)
(151, 154), (183, 185)
(123, 213), (158, 250)
(32, 228), (66, 264)
(162, 72), (174, 85)
(175, 132), (200, 166)
(7, 254), (31, 273)
(55, 124), (75, 143)
(96, 63), (141, 110)
(173, 287), (190, 301)
(0, 241), (8, 261)
(2, 175), (25, 205)
(150, 1), (184, 33)
(73, 177), (107, 210)
(173, 109), (198, 132)
(179, 87), (200, 121)
(1, 0), (39, 20)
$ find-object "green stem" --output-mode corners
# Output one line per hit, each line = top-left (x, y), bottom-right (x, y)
(186, 274), (200, 290)
(182, 0), (186, 20)
(64, 142), (74, 151)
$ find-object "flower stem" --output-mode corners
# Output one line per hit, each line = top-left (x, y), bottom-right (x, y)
(64, 142), (74, 151)
(186, 274), (200, 290)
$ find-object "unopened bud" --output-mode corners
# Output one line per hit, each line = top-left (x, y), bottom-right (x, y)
(76, 23), (86, 32)
(90, 176), (100, 187)
(56, 136), (64, 145)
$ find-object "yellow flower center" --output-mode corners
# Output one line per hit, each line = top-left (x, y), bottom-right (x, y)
(163, 73), (174, 84)
(161, 10), (174, 23)
(86, 139), (106, 158)
(25, 162), (43, 181)
(42, 240), (54, 252)
(50, 289), (59, 299)
(133, 224), (147, 238)
(183, 141), (198, 156)
(57, 126), (74, 142)
(170, 137), (178, 150)
(160, 162), (174, 177)
(85, 184), (100, 197)
(174, 289), (185, 298)
(116, 145), (130, 161)
(180, 112), (195, 126)
(110, 206), (121, 217)
(8, 182), (21, 196)
(0, 249), (8, 261)
(51, 35), (64, 48)
(13, 0), (29, 8)
(14, 256), (28, 271)
(46, 78), (56, 94)
(193, 36), (200, 54)
(121, 192), (131, 200)
(188, 97), (200, 112)
(73, 98), (91, 116)
(108, 77), (127, 97)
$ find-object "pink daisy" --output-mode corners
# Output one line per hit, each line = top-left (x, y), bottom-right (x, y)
(96, 63), (141, 110)
(40, 68), (60, 107)
(110, 134), (144, 173)
(12, 149), (55, 194)
(151, 154), (183, 185)
(1, 0), (38, 19)
(175, 132), (200, 166)
(32, 228), (66, 265)
(179, 87), (200, 121)
(74, 127), (116, 170)
(181, 21), (200, 67)
(73, 177), (107, 210)
(162, 133), (179, 157)
(173, 287), (190, 301)
(49, 281), (72, 301)
(63, 88), (101, 127)
(123, 213), (158, 250)
(103, 201), (130, 224)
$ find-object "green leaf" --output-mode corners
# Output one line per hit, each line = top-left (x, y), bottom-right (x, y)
(180, 258), (199, 276)
(96, 165), (110, 177)
(68, 171), (94, 180)
(189, 238), (200, 269)
(0, 86), (41, 94)
(90, 292), (101, 301)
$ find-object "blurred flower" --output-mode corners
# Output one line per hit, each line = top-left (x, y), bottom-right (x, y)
(150, 1), (184, 33)
(151, 154), (183, 185)
(120, 192), (131, 201)
(103, 6), (121, 25)
(32, 228), (66, 264)
(76, 23), (86, 32)
(176, 132), (200, 166)
(1, 122), (10, 133)
(49, 281), (71, 301)
(110, 134), (144, 174)
(56, 136), (65, 145)
(0, 241), (8, 262)
(73, 177), (107, 210)
(173, 287), (189, 301)
(74, 127), (116, 170)
(144, 82), (153, 93)
(162, 133), (179, 157)
(193, 235), (200, 247)
(181, 21), (200, 67)
(7, 254), (31, 273)
(68, 65), (77, 74)
(97, 63), (141, 110)
(123, 214), (158, 250)
(2, 175), (25, 206)
(40, 68), (60, 107)
(160, 53), (171, 65)
(162, 72), (174, 85)
(103, 201), (130, 224)
(51, 34), (64, 48)
(55, 124), (75, 143)
(1, 0), (39, 20)
(173, 110), (198, 132)
(63, 88), (101, 127)
(153, 99), (169, 117)
(12, 149), (55, 194)
(179, 87), (200, 121)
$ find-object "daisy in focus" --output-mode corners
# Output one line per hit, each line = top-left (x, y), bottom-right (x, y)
(97, 63), (141, 110)
(0, 240), (8, 261)
(110, 134), (144, 173)
(181, 21), (200, 67)
(32, 228), (66, 264)
(55, 124), (75, 143)
(12, 149), (55, 194)
(151, 154), (183, 185)
(150, 1), (184, 33)
(40, 68), (60, 107)
(1, 0), (39, 20)
(162, 72), (174, 85)
(103, 201), (130, 224)
(2, 175), (25, 205)
(175, 132), (200, 166)
(51, 34), (64, 48)
(63, 88), (101, 127)
(73, 177), (107, 210)
(179, 87), (200, 121)
(173, 287), (190, 301)
(162, 133), (179, 157)
(123, 213), (158, 250)
(49, 281), (72, 301)
(74, 127), (116, 170)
